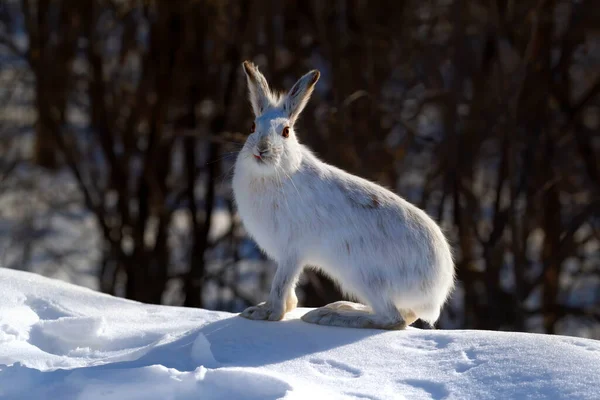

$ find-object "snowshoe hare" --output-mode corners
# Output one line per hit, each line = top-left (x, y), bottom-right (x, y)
(233, 61), (455, 330)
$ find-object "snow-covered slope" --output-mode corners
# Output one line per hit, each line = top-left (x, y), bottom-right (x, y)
(1, 269), (599, 400)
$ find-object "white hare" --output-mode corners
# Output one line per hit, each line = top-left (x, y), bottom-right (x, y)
(233, 61), (455, 330)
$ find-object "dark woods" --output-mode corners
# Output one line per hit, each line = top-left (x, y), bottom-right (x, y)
(0, 0), (598, 336)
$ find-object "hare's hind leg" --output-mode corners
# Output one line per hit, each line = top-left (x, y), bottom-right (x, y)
(301, 301), (406, 330)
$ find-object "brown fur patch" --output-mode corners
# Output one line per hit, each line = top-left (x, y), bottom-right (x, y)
(347, 192), (381, 209)
(369, 194), (381, 208)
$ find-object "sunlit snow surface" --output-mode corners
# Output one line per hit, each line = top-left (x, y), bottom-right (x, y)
(1, 268), (599, 400)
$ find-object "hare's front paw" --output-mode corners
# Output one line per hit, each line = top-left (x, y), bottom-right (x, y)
(240, 302), (285, 321)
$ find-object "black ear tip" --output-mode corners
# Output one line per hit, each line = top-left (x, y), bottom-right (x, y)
(310, 70), (320, 84)
(242, 61), (254, 74)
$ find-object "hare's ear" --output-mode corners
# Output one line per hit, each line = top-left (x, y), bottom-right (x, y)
(242, 61), (273, 117)
(284, 69), (320, 122)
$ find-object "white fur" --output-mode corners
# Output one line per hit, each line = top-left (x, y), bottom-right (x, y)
(233, 61), (455, 329)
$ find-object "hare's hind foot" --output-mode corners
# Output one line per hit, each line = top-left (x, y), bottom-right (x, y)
(301, 301), (406, 330)
(322, 300), (371, 312)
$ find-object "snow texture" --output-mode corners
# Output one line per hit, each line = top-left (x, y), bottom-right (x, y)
(1, 268), (599, 400)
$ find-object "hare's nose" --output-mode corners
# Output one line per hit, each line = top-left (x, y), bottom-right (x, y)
(256, 145), (269, 155)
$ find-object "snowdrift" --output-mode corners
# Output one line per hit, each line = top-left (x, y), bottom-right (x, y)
(1, 268), (599, 399)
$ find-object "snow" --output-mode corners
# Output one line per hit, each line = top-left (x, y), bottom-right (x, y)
(1, 269), (599, 400)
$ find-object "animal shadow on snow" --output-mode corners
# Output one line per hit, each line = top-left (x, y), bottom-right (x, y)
(197, 315), (386, 367)
(0, 315), (385, 399)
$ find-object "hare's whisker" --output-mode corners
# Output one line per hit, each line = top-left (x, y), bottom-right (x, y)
(206, 152), (240, 165)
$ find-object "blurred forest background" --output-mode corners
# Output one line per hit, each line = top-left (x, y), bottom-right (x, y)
(0, 0), (599, 337)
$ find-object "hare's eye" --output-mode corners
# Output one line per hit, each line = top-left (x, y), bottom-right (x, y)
(282, 126), (290, 138)
(250, 122), (255, 133)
